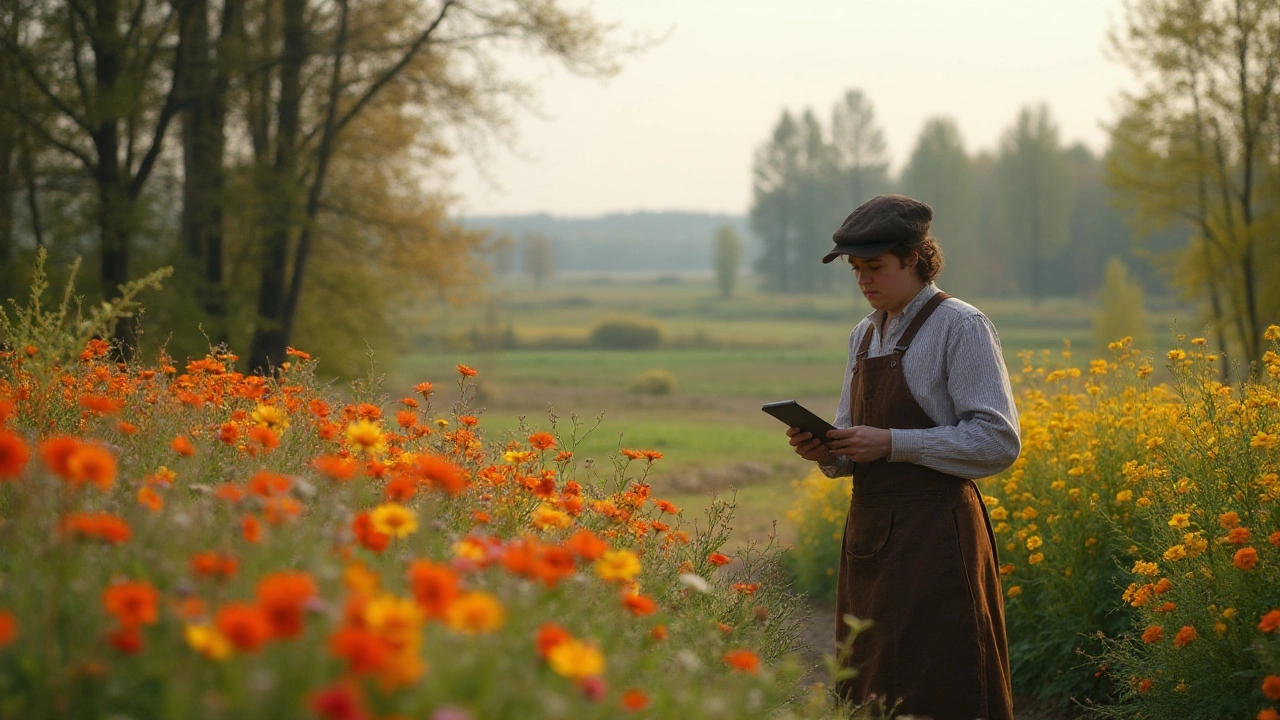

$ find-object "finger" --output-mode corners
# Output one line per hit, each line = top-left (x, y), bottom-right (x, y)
(788, 431), (813, 447)
(786, 427), (801, 437)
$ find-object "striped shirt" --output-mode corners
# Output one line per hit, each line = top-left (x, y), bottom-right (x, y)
(819, 283), (1021, 480)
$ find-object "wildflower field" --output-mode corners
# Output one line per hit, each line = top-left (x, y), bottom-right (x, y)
(787, 332), (1280, 719)
(0, 274), (841, 720)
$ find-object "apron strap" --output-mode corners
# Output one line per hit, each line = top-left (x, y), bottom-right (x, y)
(894, 291), (951, 355)
(856, 324), (875, 359)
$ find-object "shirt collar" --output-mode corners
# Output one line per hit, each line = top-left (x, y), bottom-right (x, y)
(866, 283), (940, 337)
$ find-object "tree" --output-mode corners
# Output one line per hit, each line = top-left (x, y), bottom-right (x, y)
(750, 111), (802, 293)
(523, 233), (555, 287)
(995, 104), (1074, 305)
(1093, 256), (1149, 351)
(1107, 0), (1280, 375)
(830, 89), (891, 208)
(713, 224), (743, 299)
(0, 0), (192, 350)
(900, 117), (979, 295)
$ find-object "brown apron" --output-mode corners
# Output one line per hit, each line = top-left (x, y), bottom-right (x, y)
(835, 292), (1013, 720)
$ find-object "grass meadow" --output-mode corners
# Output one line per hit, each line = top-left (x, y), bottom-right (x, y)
(393, 273), (1191, 551)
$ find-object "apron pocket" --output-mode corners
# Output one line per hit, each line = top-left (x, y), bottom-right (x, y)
(846, 507), (894, 560)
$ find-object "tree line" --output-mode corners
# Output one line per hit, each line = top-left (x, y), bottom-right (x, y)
(0, 0), (621, 373)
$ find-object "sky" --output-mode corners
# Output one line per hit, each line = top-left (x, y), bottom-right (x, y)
(450, 0), (1139, 218)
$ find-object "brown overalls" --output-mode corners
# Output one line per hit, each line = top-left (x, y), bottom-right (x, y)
(835, 292), (1013, 720)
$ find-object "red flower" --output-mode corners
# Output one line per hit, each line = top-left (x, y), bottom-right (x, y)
(707, 553), (730, 567)
(1259, 609), (1280, 633)
(0, 610), (18, 648)
(723, 649), (760, 674)
(529, 432), (557, 450)
(256, 571), (318, 639)
(216, 603), (273, 652)
(107, 625), (144, 654)
(408, 560), (459, 619)
(622, 592), (657, 617)
(103, 580), (159, 627)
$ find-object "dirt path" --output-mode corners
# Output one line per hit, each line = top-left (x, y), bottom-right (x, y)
(790, 600), (1089, 720)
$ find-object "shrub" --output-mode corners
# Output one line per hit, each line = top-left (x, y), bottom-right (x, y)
(629, 369), (677, 395)
(784, 469), (850, 603)
(588, 317), (664, 350)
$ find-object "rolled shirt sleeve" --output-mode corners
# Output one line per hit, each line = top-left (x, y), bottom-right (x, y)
(888, 313), (1021, 479)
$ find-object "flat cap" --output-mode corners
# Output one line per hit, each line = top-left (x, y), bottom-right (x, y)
(821, 194), (933, 264)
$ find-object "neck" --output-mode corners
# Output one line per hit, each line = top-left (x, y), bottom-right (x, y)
(885, 282), (928, 319)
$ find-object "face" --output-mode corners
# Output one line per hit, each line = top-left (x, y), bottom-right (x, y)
(846, 251), (922, 314)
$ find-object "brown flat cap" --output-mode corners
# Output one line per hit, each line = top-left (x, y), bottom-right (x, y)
(821, 194), (933, 263)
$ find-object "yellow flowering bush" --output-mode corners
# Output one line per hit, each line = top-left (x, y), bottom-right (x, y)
(784, 470), (851, 602)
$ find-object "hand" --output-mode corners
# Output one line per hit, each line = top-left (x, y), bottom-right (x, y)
(825, 426), (892, 463)
(787, 427), (837, 465)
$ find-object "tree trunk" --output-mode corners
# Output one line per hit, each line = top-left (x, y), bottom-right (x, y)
(249, 0), (305, 372)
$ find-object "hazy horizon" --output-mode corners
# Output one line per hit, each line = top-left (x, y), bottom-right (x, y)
(450, 0), (1136, 219)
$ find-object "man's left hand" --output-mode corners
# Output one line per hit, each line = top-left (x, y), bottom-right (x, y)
(825, 426), (892, 463)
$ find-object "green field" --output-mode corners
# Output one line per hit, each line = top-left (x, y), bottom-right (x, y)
(391, 275), (1194, 549)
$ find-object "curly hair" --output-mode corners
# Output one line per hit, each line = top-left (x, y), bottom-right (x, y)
(889, 235), (945, 283)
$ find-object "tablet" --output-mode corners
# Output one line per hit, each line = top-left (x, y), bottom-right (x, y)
(761, 400), (836, 446)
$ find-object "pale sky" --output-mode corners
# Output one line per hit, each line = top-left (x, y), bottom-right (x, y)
(451, 0), (1137, 217)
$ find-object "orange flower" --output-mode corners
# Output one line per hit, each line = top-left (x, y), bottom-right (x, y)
(407, 560), (459, 619)
(1234, 547), (1259, 571)
(0, 430), (30, 480)
(79, 394), (123, 415)
(733, 583), (760, 595)
(103, 581), (159, 627)
(723, 649), (760, 674)
(641, 450), (663, 461)
(38, 436), (79, 478)
(285, 347), (310, 360)
(215, 603), (273, 652)
(1266, 675), (1280, 701)
(650, 625), (667, 641)
(1153, 578), (1172, 595)
(248, 470), (290, 497)
(528, 432), (557, 450)
(536, 622), (572, 659)
(1259, 610), (1280, 633)
(1141, 625), (1163, 644)
(214, 484), (246, 503)
(622, 592), (657, 617)
(116, 421), (138, 435)
(328, 627), (390, 675)
(191, 551), (238, 580)
(68, 443), (116, 491)
(1219, 511), (1240, 529)
(565, 529), (607, 561)
(0, 610), (16, 648)
(456, 364), (477, 377)
(170, 435), (196, 457)
(1271, 531), (1280, 548)
(707, 553), (730, 567)
(352, 512), (389, 553)
(621, 689), (650, 711)
(413, 454), (466, 495)
(248, 426), (279, 451)
(313, 455), (357, 482)
(61, 512), (132, 544)
(384, 475), (416, 502)
(241, 516), (263, 544)
(219, 423), (240, 445)
(413, 382), (434, 398)
(137, 486), (163, 512)
(1225, 527), (1252, 545)
(256, 571), (318, 639)
(1173, 626), (1197, 647)
(652, 499), (680, 515)
(1258, 708), (1279, 720)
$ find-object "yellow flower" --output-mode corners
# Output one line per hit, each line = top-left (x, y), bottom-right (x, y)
(1132, 560), (1160, 577)
(1026, 536), (1043, 551)
(594, 549), (642, 583)
(1251, 431), (1279, 451)
(184, 624), (232, 660)
(1163, 545), (1187, 561)
(345, 419), (386, 455)
(364, 594), (424, 647)
(1167, 349), (1186, 361)
(251, 404), (290, 431)
(1168, 513), (1191, 529)
(1029, 552), (1044, 565)
(370, 503), (418, 538)
(1264, 324), (1280, 341)
(1021, 507), (1039, 521)
(1115, 490), (1133, 503)
(445, 591), (505, 634)
(990, 507), (1008, 521)
(1007, 585), (1023, 598)
(548, 638), (605, 679)
(531, 503), (572, 530)
(503, 450), (534, 464)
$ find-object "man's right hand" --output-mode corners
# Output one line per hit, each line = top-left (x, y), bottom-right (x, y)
(787, 427), (838, 465)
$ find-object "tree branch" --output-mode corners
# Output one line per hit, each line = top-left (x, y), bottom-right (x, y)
(128, 8), (188, 197)
(0, 38), (94, 136)
(8, 104), (97, 172)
